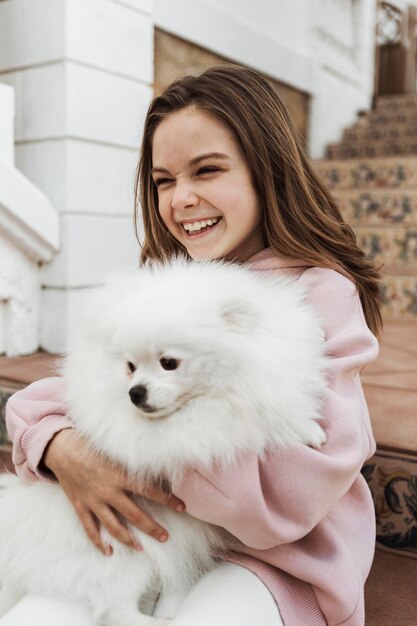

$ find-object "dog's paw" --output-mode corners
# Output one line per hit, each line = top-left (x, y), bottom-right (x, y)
(306, 422), (327, 449)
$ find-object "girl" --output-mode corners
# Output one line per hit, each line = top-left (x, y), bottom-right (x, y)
(3, 65), (382, 626)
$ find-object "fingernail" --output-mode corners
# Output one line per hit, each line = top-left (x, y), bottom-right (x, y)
(175, 503), (185, 512)
(134, 542), (143, 552)
(105, 545), (113, 556)
(159, 533), (168, 542)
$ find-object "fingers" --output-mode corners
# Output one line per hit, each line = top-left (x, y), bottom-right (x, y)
(144, 488), (185, 512)
(94, 505), (143, 551)
(113, 493), (170, 543)
(124, 474), (185, 512)
(74, 502), (109, 556)
(50, 432), (185, 553)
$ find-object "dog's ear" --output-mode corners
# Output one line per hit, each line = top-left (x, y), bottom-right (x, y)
(220, 299), (259, 333)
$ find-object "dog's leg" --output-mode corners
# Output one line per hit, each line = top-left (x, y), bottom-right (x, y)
(0, 586), (24, 617)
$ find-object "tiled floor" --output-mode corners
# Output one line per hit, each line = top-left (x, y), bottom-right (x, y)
(361, 320), (417, 453)
(365, 551), (417, 626)
(0, 352), (61, 386)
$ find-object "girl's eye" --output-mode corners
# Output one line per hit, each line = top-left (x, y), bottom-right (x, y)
(127, 361), (136, 373)
(196, 166), (220, 176)
(154, 178), (173, 187)
(160, 357), (180, 371)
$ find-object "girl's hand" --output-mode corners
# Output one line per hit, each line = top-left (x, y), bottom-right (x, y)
(43, 428), (185, 555)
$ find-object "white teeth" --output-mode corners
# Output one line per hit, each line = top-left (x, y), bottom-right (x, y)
(183, 218), (219, 232)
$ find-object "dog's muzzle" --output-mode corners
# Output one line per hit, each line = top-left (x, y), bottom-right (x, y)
(129, 384), (148, 407)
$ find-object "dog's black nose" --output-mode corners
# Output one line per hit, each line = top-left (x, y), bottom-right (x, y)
(129, 384), (148, 407)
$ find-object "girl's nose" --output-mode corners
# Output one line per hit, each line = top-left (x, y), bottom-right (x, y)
(171, 182), (200, 210)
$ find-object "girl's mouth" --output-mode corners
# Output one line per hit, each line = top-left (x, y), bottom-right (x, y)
(182, 217), (222, 238)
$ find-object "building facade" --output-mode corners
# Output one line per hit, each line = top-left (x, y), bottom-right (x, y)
(0, 0), (378, 354)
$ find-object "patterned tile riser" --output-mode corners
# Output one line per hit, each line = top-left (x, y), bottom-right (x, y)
(358, 113), (417, 126)
(344, 126), (417, 142)
(376, 95), (417, 110)
(315, 160), (417, 191)
(380, 275), (417, 319)
(0, 389), (13, 447)
(326, 142), (417, 160)
(334, 192), (417, 226)
(355, 227), (417, 269)
(363, 450), (417, 559)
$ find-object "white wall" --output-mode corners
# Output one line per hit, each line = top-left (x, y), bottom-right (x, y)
(0, 0), (153, 353)
(154, 0), (377, 157)
(154, 0), (315, 94)
(0, 83), (59, 356)
(0, 0), (378, 353)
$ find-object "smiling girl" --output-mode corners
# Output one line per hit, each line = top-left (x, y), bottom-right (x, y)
(3, 65), (382, 626)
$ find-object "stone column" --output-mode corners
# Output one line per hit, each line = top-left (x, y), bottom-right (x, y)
(0, 0), (154, 353)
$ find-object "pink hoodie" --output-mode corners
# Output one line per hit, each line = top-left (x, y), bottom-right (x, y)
(5, 248), (379, 626)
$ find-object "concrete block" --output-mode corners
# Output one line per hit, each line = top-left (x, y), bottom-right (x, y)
(0, 64), (66, 140)
(0, 0), (65, 71)
(0, 0), (152, 81)
(0, 83), (15, 166)
(15, 142), (67, 212)
(67, 0), (153, 82)
(67, 62), (152, 147)
(113, 0), (153, 15)
(40, 214), (141, 288)
(0, 235), (41, 356)
(16, 140), (138, 216)
(3, 62), (152, 148)
(41, 287), (96, 354)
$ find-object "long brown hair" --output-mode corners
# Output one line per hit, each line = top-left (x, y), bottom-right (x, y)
(135, 65), (383, 338)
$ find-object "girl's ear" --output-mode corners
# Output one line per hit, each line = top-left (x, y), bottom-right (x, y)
(220, 299), (259, 333)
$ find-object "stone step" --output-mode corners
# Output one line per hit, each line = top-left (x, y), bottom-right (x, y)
(326, 137), (417, 160)
(365, 551), (417, 625)
(0, 446), (13, 473)
(0, 353), (60, 470)
(314, 157), (417, 191)
(343, 124), (417, 143)
(376, 93), (417, 111)
(356, 110), (417, 127)
(362, 320), (417, 559)
(380, 274), (417, 321)
(0, 382), (20, 449)
(353, 225), (417, 271)
(331, 188), (417, 226)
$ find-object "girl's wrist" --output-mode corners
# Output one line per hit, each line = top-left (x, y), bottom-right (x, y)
(42, 428), (74, 475)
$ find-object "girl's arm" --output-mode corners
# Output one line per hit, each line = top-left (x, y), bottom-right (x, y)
(5, 377), (71, 482)
(172, 267), (379, 549)
(5, 377), (185, 553)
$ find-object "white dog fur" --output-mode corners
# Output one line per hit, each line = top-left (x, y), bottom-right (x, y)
(0, 259), (328, 626)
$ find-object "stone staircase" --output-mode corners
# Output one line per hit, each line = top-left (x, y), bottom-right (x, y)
(316, 92), (417, 625)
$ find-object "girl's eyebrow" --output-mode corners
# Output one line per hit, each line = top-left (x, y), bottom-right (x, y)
(151, 152), (230, 175)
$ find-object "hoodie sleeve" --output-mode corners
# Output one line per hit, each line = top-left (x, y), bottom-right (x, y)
(171, 267), (379, 550)
(5, 377), (72, 483)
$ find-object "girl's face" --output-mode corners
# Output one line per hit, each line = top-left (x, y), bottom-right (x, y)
(151, 106), (264, 262)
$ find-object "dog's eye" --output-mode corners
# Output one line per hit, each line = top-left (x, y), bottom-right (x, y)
(127, 361), (136, 373)
(160, 357), (180, 371)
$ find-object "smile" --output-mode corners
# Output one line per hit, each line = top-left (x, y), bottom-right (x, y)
(181, 217), (222, 237)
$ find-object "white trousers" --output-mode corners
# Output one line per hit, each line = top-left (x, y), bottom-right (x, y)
(0, 562), (283, 626)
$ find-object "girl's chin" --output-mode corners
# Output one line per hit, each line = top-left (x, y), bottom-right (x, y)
(183, 238), (227, 261)
(186, 249), (223, 261)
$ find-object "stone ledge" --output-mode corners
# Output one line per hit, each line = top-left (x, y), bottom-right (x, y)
(365, 550), (417, 625)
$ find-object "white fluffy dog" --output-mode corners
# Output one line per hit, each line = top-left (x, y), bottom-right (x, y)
(0, 259), (327, 626)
